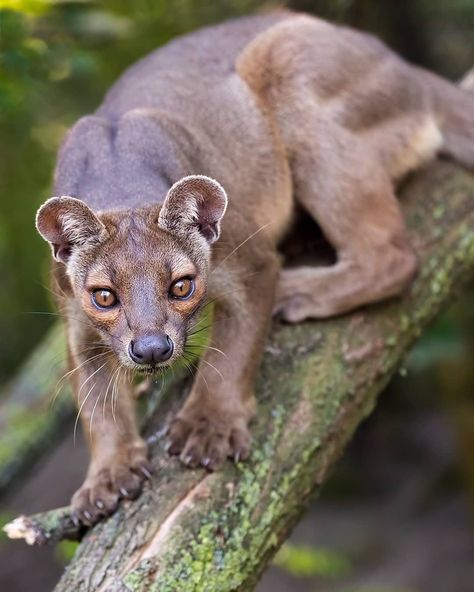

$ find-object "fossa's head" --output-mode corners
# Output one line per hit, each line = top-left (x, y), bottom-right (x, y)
(36, 175), (227, 372)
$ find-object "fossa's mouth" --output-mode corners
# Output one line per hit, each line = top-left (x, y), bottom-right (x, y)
(126, 357), (178, 375)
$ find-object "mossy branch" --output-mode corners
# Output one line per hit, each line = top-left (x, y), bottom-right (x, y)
(3, 159), (474, 591)
(3, 507), (80, 546)
(0, 324), (72, 497)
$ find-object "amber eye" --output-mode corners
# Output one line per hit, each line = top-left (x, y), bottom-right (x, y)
(169, 277), (195, 300)
(92, 289), (118, 309)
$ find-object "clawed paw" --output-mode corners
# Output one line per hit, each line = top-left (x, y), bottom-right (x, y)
(71, 451), (153, 525)
(165, 412), (251, 471)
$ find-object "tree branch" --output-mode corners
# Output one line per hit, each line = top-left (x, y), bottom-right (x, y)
(0, 324), (72, 497)
(4, 159), (474, 592)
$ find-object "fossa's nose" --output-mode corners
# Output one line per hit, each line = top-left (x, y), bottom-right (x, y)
(129, 334), (173, 365)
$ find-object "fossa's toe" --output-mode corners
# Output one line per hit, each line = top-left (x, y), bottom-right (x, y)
(273, 294), (313, 323)
(166, 417), (193, 455)
(71, 472), (119, 526)
(166, 411), (251, 471)
(71, 454), (152, 525)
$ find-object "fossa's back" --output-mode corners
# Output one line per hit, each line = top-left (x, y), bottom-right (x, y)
(54, 11), (473, 223)
(53, 13), (290, 213)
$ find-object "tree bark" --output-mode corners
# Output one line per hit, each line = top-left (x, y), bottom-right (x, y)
(5, 159), (474, 591)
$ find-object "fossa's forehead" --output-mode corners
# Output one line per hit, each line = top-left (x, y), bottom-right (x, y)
(79, 208), (202, 287)
(84, 238), (197, 289)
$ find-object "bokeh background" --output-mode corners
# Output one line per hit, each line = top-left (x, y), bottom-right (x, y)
(0, 1), (473, 591)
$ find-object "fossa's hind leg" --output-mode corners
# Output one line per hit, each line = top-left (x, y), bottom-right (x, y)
(275, 121), (417, 322)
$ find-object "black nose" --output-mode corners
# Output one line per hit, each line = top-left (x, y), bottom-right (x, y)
(129, 334), (174, 365)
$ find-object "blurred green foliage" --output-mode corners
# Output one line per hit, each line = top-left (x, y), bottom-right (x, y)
(54, 539), (78, 564)
(0, 0), (473, 386)
(0, 511), (15, 545)
(274, 543), (352, 578)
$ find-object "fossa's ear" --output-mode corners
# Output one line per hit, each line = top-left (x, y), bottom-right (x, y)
(36, 196), (107, 263)
(158, 175), (228, 244)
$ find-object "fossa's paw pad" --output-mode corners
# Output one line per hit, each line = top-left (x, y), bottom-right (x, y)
(71, 451), (153, 525)
(165, 413), (251, 471)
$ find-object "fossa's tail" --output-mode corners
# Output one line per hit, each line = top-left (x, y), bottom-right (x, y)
(425, 68), (474, 170)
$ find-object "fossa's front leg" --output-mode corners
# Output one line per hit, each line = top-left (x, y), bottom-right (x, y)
(70, 351), (152, 523)
(166, 254), (279, 470)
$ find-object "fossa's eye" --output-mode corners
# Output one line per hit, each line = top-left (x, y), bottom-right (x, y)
(169, 277), (195, 300)
(92, 289), (118, 309)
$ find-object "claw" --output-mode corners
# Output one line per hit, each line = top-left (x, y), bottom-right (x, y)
(95, 500), (105, 510)
(83, 511), (92, 522)
(71, 513), (80, 527)
(139, 466), (152, 480)
(119, 487), (129, 498)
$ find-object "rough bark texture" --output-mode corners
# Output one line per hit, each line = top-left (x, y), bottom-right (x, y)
(4, 160), (474, 591)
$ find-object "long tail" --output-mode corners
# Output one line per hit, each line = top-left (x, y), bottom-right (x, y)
(423, 68), (474, 170)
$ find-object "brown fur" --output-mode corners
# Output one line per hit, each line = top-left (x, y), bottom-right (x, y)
(35, 11), (473, 523)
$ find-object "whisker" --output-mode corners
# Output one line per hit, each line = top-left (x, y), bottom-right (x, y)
(102, 361), (119, 420)
(196, 365), (211, 394)
(37, 279), (68, 302)
(200, 358), (224, 382)
(77, 361), (109, 400)
(186, 344), (228, 359)
(186, 315), (210, 334)
(186, 313), (241, 337)
(211, 222), (274, 274)
(112, 366), (123, 426)
(74, 382), (96, 446)
(180, 353), (198, 377)
(50, 351), (111, 408)
(187, 323), (214, 337)
(88, 383), (103, 442)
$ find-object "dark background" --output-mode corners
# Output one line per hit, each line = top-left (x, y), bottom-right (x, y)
(0, 1), (473, 591)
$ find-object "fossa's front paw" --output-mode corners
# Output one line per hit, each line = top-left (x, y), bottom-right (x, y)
(71, 444), (153, 525)
(165, 409), (251, 471)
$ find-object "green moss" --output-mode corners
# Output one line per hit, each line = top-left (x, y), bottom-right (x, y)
(399, 315), (410, 332)
(34, 507), (72, 534)
(122, 406), (287, 591)
(123, 569), (149, 591)
(121, 396), (344, 592)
